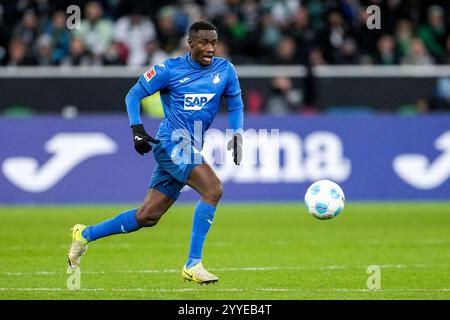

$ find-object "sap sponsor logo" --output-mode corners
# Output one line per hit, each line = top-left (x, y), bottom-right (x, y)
(184, 94), (215, 110)
(393, 131), (450, 190)
(2, 133), (117, 193)
(201, 129), (351, 183)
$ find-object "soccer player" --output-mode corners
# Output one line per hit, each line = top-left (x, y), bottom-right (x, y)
(68, 21), (244, 284)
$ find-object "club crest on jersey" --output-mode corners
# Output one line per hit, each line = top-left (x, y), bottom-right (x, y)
(143, 67), (156, 82)
(184, 94), (215, 110)
(212, 73), (220, 84)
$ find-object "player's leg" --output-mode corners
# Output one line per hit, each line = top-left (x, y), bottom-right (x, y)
(150, 140), (221, 283)
(82, 188), (175, 240)
(68, 188), (174, 269)
(187, 163), (223, 207)
(182, 163), (223, 283)
(135, 189), (175, 227)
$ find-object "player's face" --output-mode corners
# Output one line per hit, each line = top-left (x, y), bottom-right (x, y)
(189, 30), (219, 66)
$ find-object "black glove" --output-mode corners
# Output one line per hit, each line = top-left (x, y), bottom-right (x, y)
(227, 132), (243, 165)
(131, 124), (160, 155)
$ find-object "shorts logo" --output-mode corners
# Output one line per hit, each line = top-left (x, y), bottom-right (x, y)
(184, 93), (215, 110)
(143, 67), (156, 82)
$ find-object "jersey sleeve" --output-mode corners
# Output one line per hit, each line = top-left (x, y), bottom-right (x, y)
(138, 63), (170, 96)
(224, 62), (241, 99)
(228, 107), (244, 133)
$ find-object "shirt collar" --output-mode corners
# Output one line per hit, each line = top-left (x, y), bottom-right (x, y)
(185, 52), (214, 70)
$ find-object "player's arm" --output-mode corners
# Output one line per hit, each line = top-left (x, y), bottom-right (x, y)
(125, 64), (169, 155)
(227, 98), (244, 165)
(225, 63), (244, 165)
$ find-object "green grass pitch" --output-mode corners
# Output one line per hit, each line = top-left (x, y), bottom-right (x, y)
(0, 203), (449, 300)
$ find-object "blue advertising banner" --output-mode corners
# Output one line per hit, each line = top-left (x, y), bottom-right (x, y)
(0, 115), (449, 204)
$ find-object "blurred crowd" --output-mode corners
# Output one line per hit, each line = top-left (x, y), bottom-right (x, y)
(0, 0), (449, 67)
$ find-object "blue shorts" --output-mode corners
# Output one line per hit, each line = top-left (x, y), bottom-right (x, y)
(148, 140), (204, 200)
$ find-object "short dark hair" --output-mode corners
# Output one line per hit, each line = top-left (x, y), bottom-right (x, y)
(189, 21), (217, 38)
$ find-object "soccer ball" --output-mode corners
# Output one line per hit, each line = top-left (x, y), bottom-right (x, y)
(304, 180), (345, 220)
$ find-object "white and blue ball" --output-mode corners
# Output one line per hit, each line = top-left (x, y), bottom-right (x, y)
(304, 180), (345, 220)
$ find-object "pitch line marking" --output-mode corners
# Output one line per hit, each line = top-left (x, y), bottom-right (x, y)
(0, 287), (448, 293)
(1, 238), (449, 252)
(2, 264), (448, 277)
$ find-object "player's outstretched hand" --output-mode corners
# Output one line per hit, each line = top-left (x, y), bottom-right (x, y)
(227, 132), (243, 165)
(131, 124), (160, 155)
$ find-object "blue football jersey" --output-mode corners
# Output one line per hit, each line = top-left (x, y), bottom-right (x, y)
(138, 53), (242, 146)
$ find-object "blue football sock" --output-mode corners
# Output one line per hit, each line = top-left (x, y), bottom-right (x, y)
(82, 208), (141, 242)
(186, 201), (216, 268)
